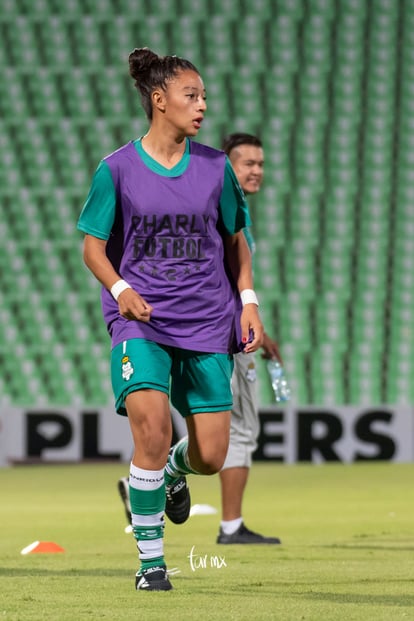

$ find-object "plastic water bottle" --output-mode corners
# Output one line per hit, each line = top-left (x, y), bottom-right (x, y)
(267, 360), (291, 402)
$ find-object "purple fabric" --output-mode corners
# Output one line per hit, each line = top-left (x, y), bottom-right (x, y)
(102, 141), (240, 353)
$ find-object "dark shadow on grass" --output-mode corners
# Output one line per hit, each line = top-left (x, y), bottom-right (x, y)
(320, 544), (414, 552)
(302, 592), (414, 607)
(0, 568), (131, 578)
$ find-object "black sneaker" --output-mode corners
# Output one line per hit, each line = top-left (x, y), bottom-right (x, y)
(117, 477), (132, 526)
(135, 565), (173, 591)
(216, 522), (281, 544)
(165, 476), (191, 524)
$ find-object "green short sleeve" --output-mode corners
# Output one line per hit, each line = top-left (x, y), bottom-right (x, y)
(77, 160), (116, 240)
(218, 157), (252, 235)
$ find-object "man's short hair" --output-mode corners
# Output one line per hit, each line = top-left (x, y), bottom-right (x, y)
(221, 133), (263, 156)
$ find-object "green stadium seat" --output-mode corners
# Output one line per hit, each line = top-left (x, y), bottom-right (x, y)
(334, 17), (365, 52)
(230, 66), (264, 124)
(1, 68), (30, 118)
(0, 32), (10, 66)
(294, 159), (326, 194)
(294, 124), (324, 158)
(93, 68), (132, 119)
(5, 16), (41, 66)
(10, 191), (42, 241)
(144, 0), (177, 18)
(108, 0), (146, 18)
(202, 62), (228, 90)
(14, 122), (55, 188)
(170, 17), (203, 68)
(55, 70), (94, 119)
(180, 0), (210, 18)
(313, 300), (349, 352)
(358, 216), (390, 244)
(319, 236), (354, 276)
(255, 272), (281, 302)
(47, 0), (84, 15)
(256, 301), (276, 340)
(0, 0), (21, 17)
(276, 0), (304, 20)
(264, 74), (296, 126)
(298, 64), (329, 103)
(323, 186), (356, 221)
(202, 16), (235, 70)
(38, 17), (74, 66)
(347, 346), (384, 405)
(46, 121), (88, 187)
(234, 16), (267, 66)
(277, 290), (313, 348)
(308, 0), (337, 20)
(288, 210), (321, 245)
(242, 0), (273, 18)
(84, 0), (118, 15)
(253, 187), (287, 246)
(353, 265), (389, 301)
(101, 17), (135, 65)
(322, 211), (355, 240)
(210, 0), (239, 16)
(372, 0), (400, 17)
(351, 314), (385, 351)
(318, 248), (353, 296)
(0, 132), (22, 191)
(369, 29), (398, 59)
(348, 376), (382, 406)
(25, 69), (62, 119)
(268, 15), (300, 72)
(386, 371), (414, 405)
(71, 17), (106, 66)
(278, 343), (309, 404)
(338, 0), (368, 20)
(0, 348), (43, 405)
(254, 238), (281, 300)
(301, 19), (333, 73)
(310, 346), (346, 405)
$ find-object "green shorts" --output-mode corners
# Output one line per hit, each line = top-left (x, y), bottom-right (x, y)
(111, 339), (234, 417)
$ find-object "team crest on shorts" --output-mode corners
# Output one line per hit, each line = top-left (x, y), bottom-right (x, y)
(246, 362), (256, 382)
(121, 355), (134, 381)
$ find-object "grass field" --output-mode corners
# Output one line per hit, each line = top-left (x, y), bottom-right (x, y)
(1, 461), (413, 620)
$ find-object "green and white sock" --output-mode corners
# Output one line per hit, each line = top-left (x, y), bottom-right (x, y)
(164, 436), (200, 486)
(129, 464), (165, 571)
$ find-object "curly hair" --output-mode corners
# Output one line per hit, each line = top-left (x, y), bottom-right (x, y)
(129, 47), (200, 120)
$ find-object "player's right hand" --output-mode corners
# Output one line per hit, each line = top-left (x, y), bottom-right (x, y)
(117, 288), (153, 322)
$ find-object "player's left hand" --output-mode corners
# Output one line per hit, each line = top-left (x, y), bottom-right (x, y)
(240, 305), (264, 353)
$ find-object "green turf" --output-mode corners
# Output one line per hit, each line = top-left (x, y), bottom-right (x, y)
(1, 462), (413, 620)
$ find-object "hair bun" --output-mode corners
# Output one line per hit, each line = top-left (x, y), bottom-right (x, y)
(128, 47), (159, 81)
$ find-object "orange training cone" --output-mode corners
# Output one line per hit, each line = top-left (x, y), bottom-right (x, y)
(21, 541), (65, 555)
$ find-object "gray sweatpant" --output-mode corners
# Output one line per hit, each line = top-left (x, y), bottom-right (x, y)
(221, 351), (259, 470)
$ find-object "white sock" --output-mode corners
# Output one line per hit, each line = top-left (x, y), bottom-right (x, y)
(220, 517), (243, 535)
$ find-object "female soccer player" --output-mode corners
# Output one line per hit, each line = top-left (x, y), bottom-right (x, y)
(77, 47), (263, 591)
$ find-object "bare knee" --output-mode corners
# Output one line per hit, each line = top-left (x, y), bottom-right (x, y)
(186, 410), (231, 475)
(189, 445), (227, 475)
(126, 392), (172, 466)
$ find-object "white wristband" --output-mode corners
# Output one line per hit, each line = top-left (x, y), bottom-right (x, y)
(111, 279), (132, 301)
(240, 289), (259, 307)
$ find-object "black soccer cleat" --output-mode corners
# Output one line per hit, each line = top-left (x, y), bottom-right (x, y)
(216, 522), (281, 545)
(135, 565), (173, 591)
(165, 476), (191, 524)
(117, 477), (132, 526)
